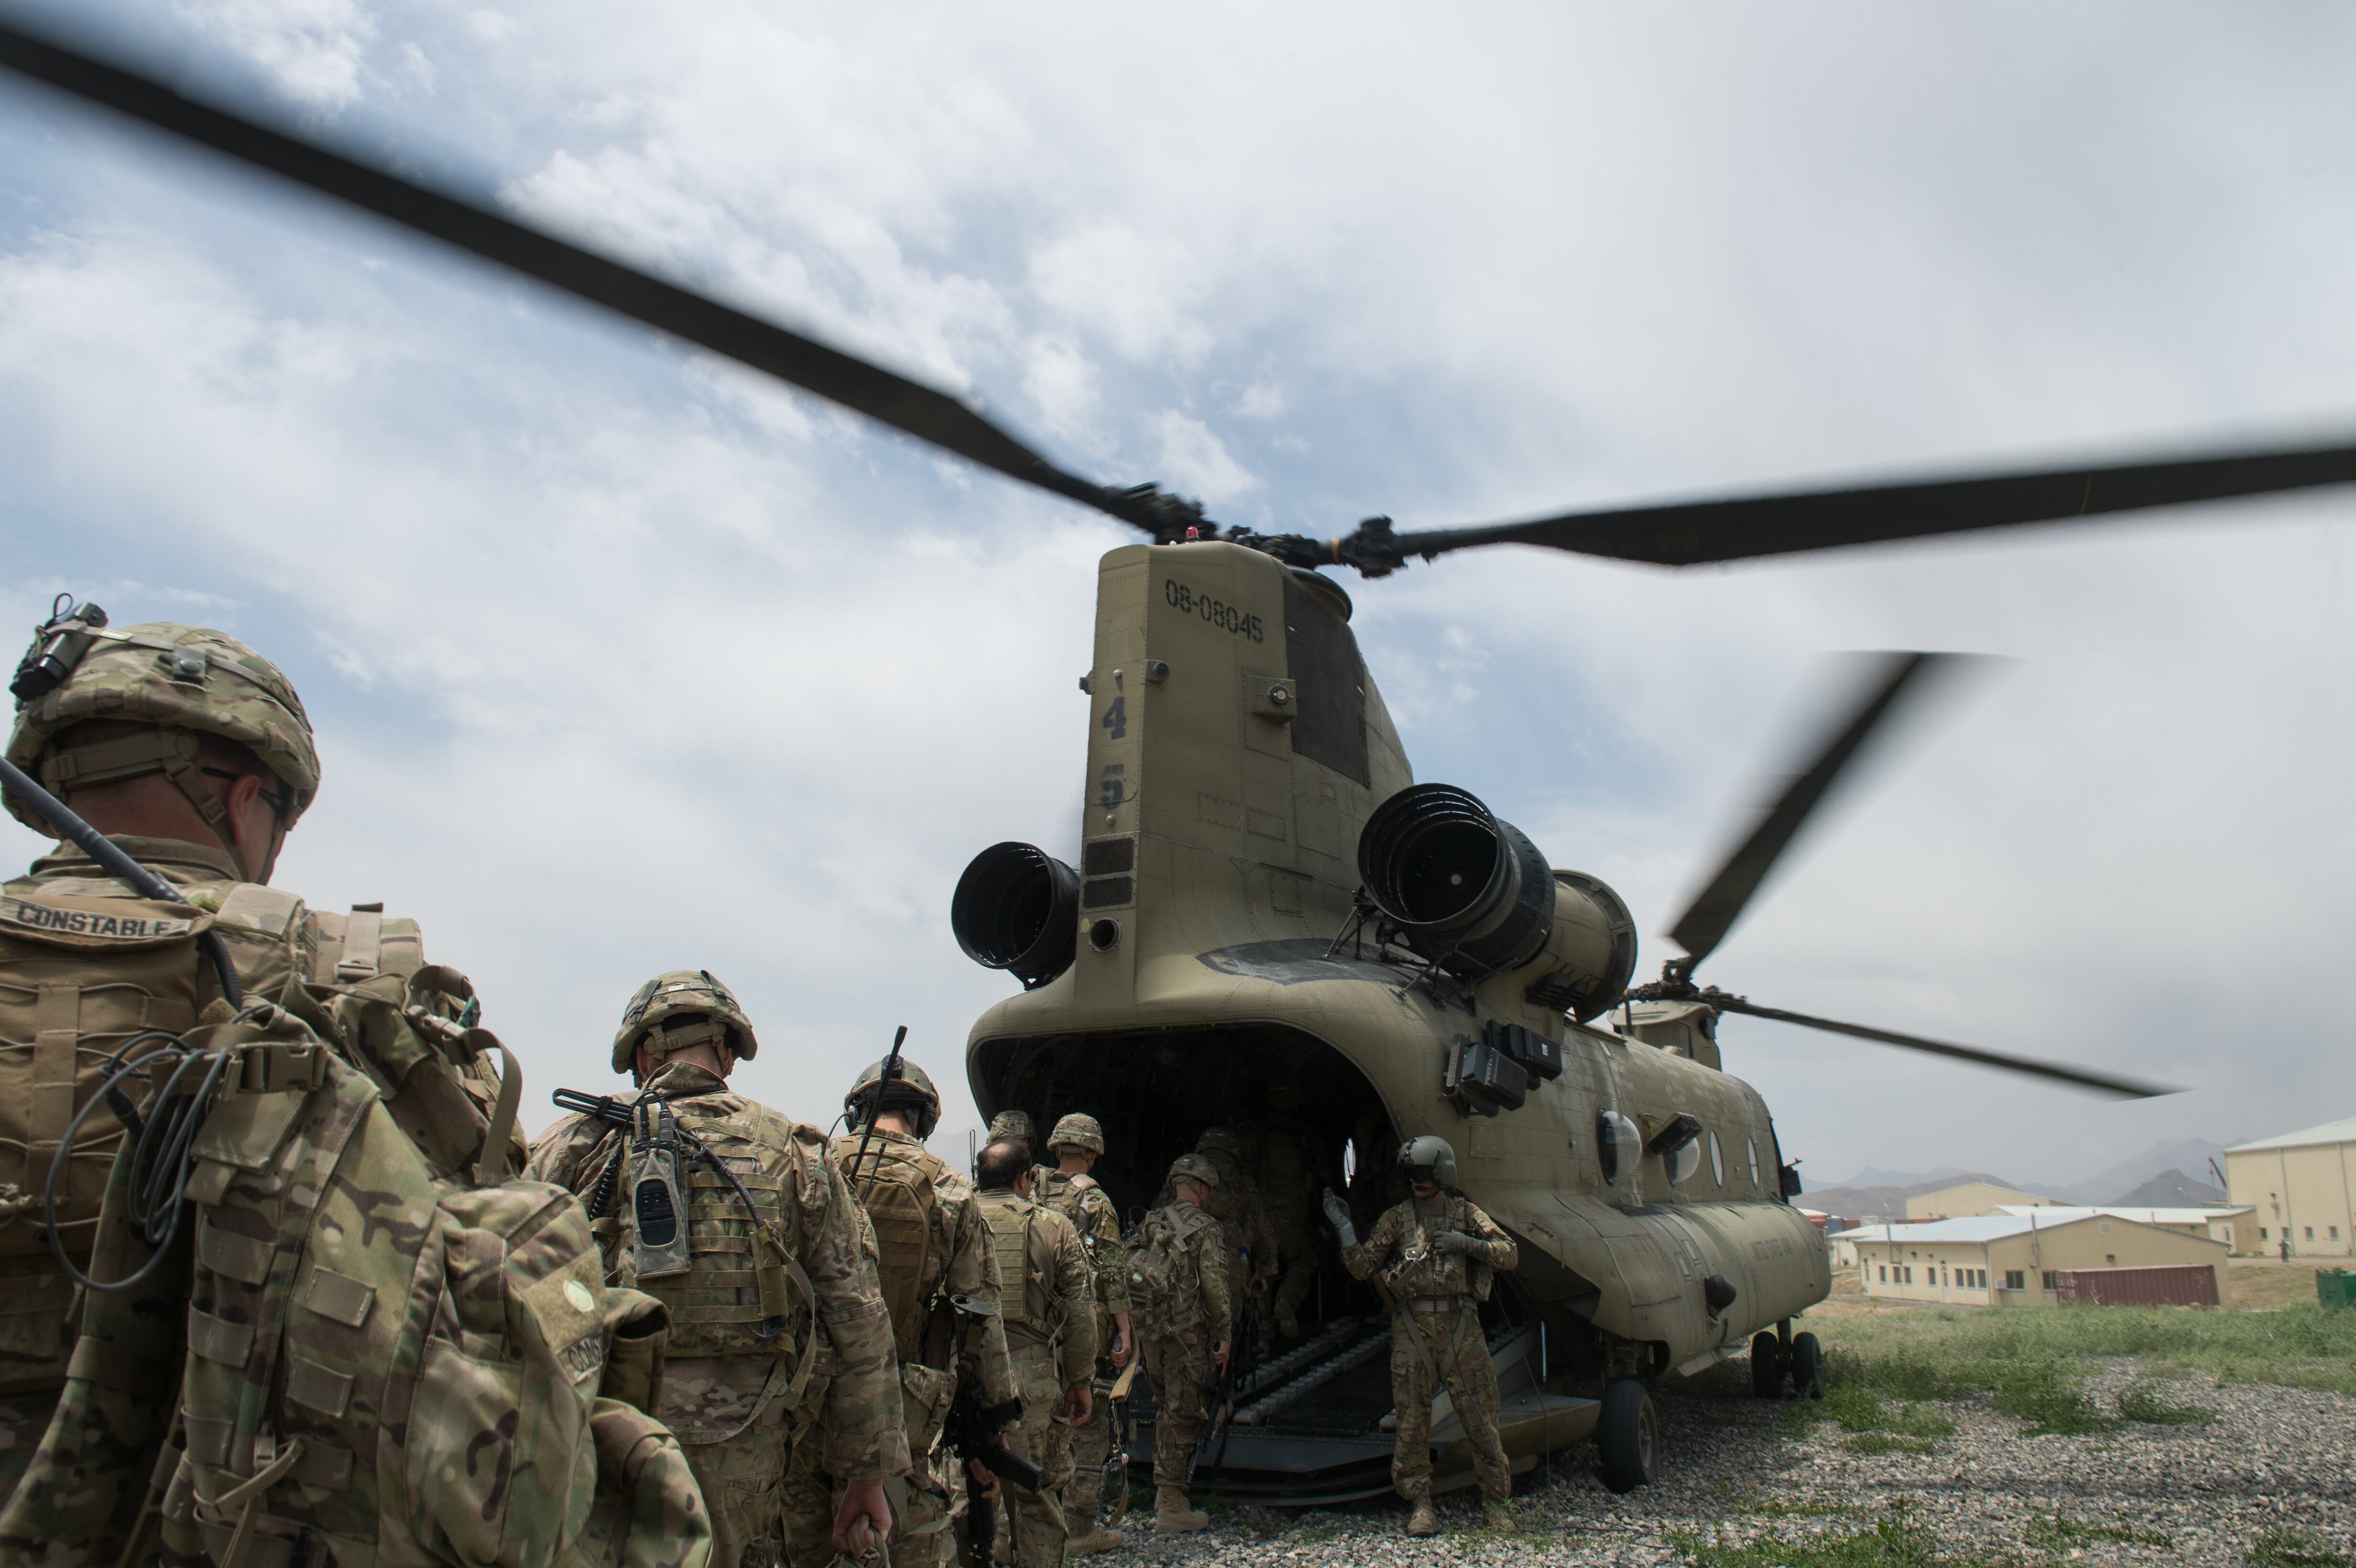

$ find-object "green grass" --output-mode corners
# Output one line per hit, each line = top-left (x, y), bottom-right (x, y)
(2023, 1511), (2169, 1551)
(2115, 1378), (2218, 1425)
(1674, 1500), (1958, 1568)
(2247, 1528), (2355, 1568)
(1812, 1302), (2356, 1400)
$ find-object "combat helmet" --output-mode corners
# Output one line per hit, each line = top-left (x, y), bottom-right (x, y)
(1167, 1153), (1221, 1191)
(6, 603), (320, 863)
(1397, 1134), (1458, 1190)
(988, 1109), (1036, 1143)
(1196, 1126), (1243, 1159)
(846, 1057), (943, 1139)
(1047, 1112), (1104, 1157)
(612, 969), (759, 1076)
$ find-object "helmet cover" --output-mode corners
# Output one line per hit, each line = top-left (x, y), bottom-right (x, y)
(6, 617), (320, 839)
(611, 969), (759, 1074)
(988, 1109), (1036, 1143)
(1167, 1153), (1221, 1191)
(846, 1056), (943, 1138)
(1047, 1113), (1104, 1156)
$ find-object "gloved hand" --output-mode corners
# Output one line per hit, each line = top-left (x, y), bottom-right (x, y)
(1321, 1187), (1357, 1249)
(1430, 1230), (1483, 1257)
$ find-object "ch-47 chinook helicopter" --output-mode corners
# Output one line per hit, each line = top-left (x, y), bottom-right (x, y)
(2, 14), (2351, 1506)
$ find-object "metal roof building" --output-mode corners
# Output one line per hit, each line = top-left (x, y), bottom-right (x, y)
(2225, 1115), (2356, 1259)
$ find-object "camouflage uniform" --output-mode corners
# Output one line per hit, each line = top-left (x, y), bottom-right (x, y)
(1342, 1194), (1519, 1506)
(976, 1182), (1098, 1568)
(0, 620), (680, 1568)
(1234, 1089), (1328, 1339)
(1035, 1115), (1132, 1546)
(1128, 1156), (1233, 1524)
(533, 1043), (909, 1568)
(987, 1109), (1036, 1149)
(785, 1110), (1017, 1568)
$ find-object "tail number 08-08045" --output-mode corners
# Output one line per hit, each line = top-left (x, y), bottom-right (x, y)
(1164, 578), (1264, 642)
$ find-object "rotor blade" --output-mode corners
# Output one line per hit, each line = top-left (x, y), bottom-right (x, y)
(1380, 439), (2356, 567)
(1712, 995), (2176, 1099)
(0, 17), (1170, 536)
(1668, 652), (1951, 968)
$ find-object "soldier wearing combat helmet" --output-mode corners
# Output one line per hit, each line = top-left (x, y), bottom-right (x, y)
(0, 606), (703, 1567)
(988, 1107), (1036, 1148)
(530, 971), (911, 1567)
(1331, 1135), (1519, 1535)
(0, 612), (482, 1500)
(1126, 1153), (1233, 1535)
(781, 1055), (1018, 1568)
(1035, 1113), (1135, 1555)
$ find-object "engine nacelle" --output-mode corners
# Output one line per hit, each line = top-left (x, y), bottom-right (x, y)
(1356, 784), (1555, 976)
(1522, 869), (1639, 1023)
(951, 842), (1079, 991)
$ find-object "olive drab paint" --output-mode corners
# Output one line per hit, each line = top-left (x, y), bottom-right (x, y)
(967, 541), (1831, 1411)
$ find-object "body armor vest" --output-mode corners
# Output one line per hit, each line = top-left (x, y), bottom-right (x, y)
(833, 1132), (944, 1364)
(1124, 1203), (1216, 1334)
(979, 1191), (1048, 1337)
(599, 1093), (799, 1361)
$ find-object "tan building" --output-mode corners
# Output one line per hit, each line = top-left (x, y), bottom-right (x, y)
(1903, 1180), (2065, 1220)
(1991, 1205), (2256, 1255)
(1845, 1213), (2231, 1307)
(2226, 1115), (2356, 1259)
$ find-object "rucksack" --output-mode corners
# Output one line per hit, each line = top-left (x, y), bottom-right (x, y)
(1123, 1204), (1211, 1334)
(0, 973), (711, 1568)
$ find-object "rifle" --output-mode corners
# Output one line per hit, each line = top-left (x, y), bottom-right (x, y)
(848, 1024), (908, 1202)
(1192, 1295), (1258, 1477)
(941, 1294), (1041, 1564)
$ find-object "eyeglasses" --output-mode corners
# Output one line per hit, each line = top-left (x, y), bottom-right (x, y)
(198, 766), (293, 823)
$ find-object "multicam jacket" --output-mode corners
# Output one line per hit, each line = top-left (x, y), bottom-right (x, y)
(530, 1060), (912, 1481)
(1342, 1193), (1518, 1303)
(1125, 1198), (1234, 1344)
(1032, 1167), (1133, 1326)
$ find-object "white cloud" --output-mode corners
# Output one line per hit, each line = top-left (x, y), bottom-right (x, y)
(4, 0), (2356, 1188)
(1149, 410), (1259, 505)
(173, 0), (376, 108)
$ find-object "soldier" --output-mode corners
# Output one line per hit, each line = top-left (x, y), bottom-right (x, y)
(1235, 1083), (1329, 1340)
(1035, 1113), (1135, 1556)
(1125, 1154), (1233, 1535)
(1328, 1135), (1520, 1536)
(973, 1137), (1098, 1568)
(1192, 1127), (1280, 1343)
(530, 971), (910, 1567)
(783, 1057), (1019, 1568)
(988, 1108), (1036, 1145)
(0, 613), (707, 1567)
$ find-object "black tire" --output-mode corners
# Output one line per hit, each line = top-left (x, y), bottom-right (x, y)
(1596, 1377), (1658, 1494)
(1790, 1331), (1823, 1399)
(1750, 1331), (1783, 1398)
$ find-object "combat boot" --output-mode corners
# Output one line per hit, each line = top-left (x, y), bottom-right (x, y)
(1405, 1497), (1440, 1537)
(1154, 1487), (1210, 1534)
(1068, 1527), (1128, 1556)
(1483, 1500), (1517, 1532)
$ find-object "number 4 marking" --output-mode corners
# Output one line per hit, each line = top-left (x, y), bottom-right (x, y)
(1102, 696), (1127, 740)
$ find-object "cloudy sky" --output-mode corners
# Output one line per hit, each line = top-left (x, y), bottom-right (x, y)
(2, 1), (2352, 1190)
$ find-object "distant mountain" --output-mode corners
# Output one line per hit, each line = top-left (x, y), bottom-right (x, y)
(1799, 1170), (2022, 1223)
(2032, 1138), (2232, 1205)
(1813, 1165), (1971, 1192)
(2111, 1168), (2228, 1207)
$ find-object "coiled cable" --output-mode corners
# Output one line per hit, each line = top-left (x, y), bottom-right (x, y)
(45, 1028), (237, 1293)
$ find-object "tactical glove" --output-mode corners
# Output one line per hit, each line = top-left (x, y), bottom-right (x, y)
(1430, 1230), (1483, 1257)
(1320, 1186), (1357, 1249)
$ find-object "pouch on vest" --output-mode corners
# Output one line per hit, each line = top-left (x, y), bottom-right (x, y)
(628, 1100), (691, 1281)
(0, 888), (212, 1264)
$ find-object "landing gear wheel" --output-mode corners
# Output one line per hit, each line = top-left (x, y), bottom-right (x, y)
(1750, 1331), (1783, 1398)
(1597, 1377), (1658, 1493)
(1790, 1331), (1823, 1399)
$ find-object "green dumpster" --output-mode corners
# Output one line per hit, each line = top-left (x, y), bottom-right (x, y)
(2320, 1269), (2356, 1311)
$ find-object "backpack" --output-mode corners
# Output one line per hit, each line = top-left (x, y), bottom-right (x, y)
(0, 976), (712, 1568)
(1123, 1204), (1211, 1334)
(833, 1132), (943, 1362)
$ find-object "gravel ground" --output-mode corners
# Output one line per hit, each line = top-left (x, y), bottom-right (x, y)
(1090, 1357), (2356, 1567)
